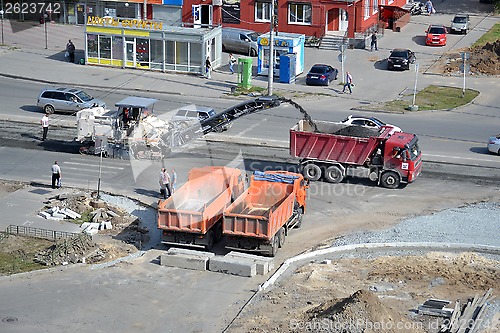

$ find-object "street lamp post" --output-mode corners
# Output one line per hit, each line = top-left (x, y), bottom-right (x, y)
(267, 0), (275, 96)
(44, 13), (48, 49)
(0, 8), (4, 46)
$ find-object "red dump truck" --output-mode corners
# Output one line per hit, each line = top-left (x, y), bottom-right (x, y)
(223, 171), (308, 256)
(157, 166), (245, 249)
(290, 120), (422, 188)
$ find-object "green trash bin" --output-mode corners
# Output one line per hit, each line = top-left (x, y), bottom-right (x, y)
(79, 58), (85, 65)
(237, 57), (252, 89)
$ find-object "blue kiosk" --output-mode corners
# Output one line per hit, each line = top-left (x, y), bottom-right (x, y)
(257, 32), (305, 83)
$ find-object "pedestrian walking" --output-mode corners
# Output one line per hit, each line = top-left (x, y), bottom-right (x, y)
(41, 113), (49, 141)
(51, 161), (62, 189)
(159, 168), (171, 199)
(228, 53), (236, 74)
(66, 39), (76, 63)
(205, 56), (212, 79)
(171, 168), (177, 193)
(370, 33), (378, 51)
(342, 72), (353, 94)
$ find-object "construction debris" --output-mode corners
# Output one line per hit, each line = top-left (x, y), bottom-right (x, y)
(38, 206), (81, 220)
(33, 234), (102, 266)
(418, 299), (453, 318)
(438, 289), (495, 333)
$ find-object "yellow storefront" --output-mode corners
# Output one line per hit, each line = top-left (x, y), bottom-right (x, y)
(85, 16), (222, 74)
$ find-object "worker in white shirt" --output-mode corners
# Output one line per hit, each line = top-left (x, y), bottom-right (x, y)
(51, 161), (62, 189)
(41, 113), (49, 141)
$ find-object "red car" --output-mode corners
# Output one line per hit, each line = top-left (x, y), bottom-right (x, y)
(425, 25), (447, 46)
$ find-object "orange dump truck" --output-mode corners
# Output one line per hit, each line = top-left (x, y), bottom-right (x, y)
(157, 166), (245, 249)
(223, 171), (308, 256)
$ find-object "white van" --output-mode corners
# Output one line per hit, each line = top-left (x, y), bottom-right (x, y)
(222, 28), (259, 57)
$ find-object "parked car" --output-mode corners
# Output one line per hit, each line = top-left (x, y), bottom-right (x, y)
(487, 134), (500, 155)
(450, 14), (470, 34)
(387, 49), (416, 70)
(222, 28), (259, 57)
(305, 64), (338, 86)
(341, 115), (402, 133)
(171, 105), (232, 132)
(425, 25), (447, 46)
(37, 87), (105, 114)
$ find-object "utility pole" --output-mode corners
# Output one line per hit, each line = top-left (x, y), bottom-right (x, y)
(44, 13), (48, 49)
(267, 0), (275, 96)
(0, 7), (4, 46)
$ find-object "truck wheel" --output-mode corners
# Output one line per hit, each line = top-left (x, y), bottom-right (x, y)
(278, 227), (285, 248)
(324, 165), (343, 183)
(381, 171), (400, 189)
(302, 163), (321, 181)
(205, 229), (215, 250)
(269, 234), (280, 257)
(214, 222), (223, 243)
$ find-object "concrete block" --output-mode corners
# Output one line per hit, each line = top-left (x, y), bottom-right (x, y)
(107, 210), (119, 218)
(160, 253), (210, 271)
(226, 251), (275, 275)
(89, 222), (100, 230)
(104, 221), (112, 230)
(81, 222), (91, 230)
(209, 256), (257, 277)
(51, 212), (66, 219)
(47, 206), (59, 214)
(60, 208), (81, 219)
(38, 211), (51, 219)
(167, 247), (215, 258)
(84, 228), (98, 236)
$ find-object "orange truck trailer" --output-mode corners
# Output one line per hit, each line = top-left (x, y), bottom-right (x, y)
(222, 171), (308, 257)
(157, 166), (245, 249)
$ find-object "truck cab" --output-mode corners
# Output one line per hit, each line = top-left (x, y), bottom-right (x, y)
(381, 131), (422, 188)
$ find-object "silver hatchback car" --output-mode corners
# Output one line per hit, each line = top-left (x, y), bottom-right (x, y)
(37, 87), (106, 114)
(171, 105), (232, 132)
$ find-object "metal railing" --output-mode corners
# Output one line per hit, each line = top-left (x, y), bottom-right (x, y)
(4, 225), (82, 241)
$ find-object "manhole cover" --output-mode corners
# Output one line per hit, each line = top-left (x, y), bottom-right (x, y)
(2, 317), (18, 323)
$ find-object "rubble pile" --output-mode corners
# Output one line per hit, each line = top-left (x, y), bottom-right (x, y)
(333, 126), (379, 138)
(34, 234), (103, 266)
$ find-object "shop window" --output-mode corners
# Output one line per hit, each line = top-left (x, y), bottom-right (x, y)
(150, 40), (164, 70)
(189, 43), (202, 73)
(87, 34), (98, 58)
(373, 0), (379, 14)
(288, 3), (312, 25)
(255, 2), (271, 22)
(165, 41), (176, 71)
(112, 36), (123, 60)
(99, 35), (111, 59)
(136, 38), (150, 64)
(176, 42), (189, 71)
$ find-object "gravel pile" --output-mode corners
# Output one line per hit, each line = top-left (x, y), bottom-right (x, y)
(333, 125), (379, 138)
(331, 202), (500, 247)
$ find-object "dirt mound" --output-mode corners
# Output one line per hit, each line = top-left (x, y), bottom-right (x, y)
(334, 125), (379, 138)
(443, 41), (500, 75)
(305, 289), (422, 333)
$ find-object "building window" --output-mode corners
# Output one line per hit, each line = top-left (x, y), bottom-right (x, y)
(99, 36), (111, 59)
(255, 2), (271, 22)
(373, 0), (378, 14)
(288, 3), (312, 25)
(364, 0), (370, 19)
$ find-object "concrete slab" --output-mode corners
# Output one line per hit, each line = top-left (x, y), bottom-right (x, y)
(160, 253), (210, 271)
(209, 256), (257, 277)
(167, 247), (215, 258)
(226, 251), (275, 275)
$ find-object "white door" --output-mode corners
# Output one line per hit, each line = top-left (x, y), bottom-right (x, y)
(192, 5), (201, 28)
(125, 40), (136, 67)
(339, 9), (348, 31)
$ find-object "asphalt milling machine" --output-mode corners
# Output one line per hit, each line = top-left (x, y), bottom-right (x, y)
(75, 95), (313, 160)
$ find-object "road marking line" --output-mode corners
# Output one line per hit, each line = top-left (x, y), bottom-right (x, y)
(62, 166), (120, 174)
(63, 161), (125, 170)
(235, 118), (267, 137)
(425, 154), (500, 164)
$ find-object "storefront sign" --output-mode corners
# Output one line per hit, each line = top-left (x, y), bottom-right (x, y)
(221, 0), (240, 24)
(258, 38), (290, 47)
(87, 16), (163, 31)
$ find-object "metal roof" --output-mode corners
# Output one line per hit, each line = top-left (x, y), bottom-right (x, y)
(115, 97), (158, 109)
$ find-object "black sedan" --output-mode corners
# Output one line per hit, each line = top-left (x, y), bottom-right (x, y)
(387, 49), (416, 70)
(305, 64), (338, 86)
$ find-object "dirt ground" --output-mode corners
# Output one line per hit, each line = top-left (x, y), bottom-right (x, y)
(441, 41), (500, 76)
(230, 252), (499, 333)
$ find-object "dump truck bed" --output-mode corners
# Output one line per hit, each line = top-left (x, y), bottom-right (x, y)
(223, 172), (298, 241)
(157, 167), (242, 235)
(290, 119), (393, 165)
